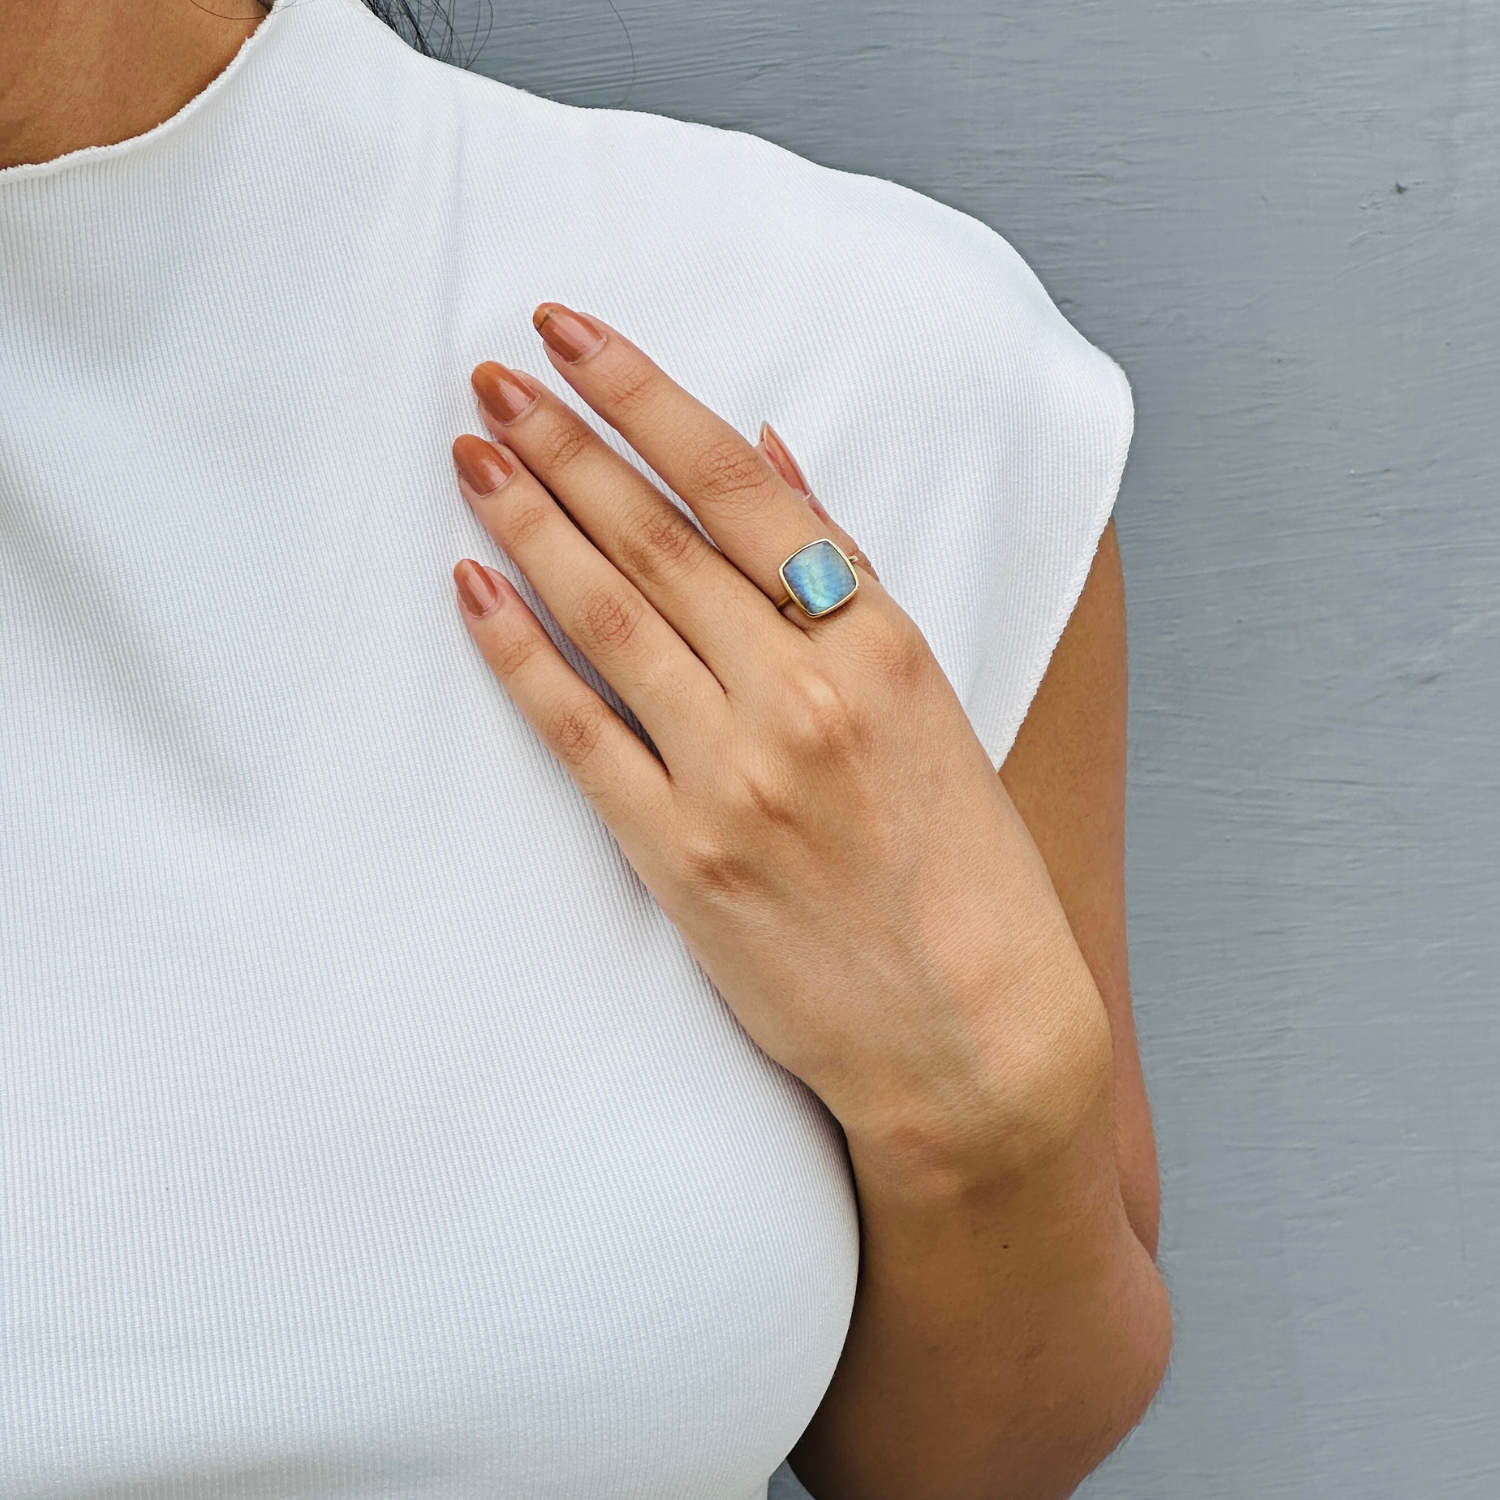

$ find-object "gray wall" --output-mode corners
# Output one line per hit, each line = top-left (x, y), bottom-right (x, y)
(449, 1), (1500, 1493)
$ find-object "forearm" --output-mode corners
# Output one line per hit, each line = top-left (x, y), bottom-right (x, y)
(446, 308), (1164, 1499)
(790, 1086), (1171, 1500)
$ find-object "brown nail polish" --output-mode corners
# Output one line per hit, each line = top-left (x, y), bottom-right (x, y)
(454, 558), (501, 617)
(453, 435), (515, 498)
(759, 421), (813, 497)
(533, 304), (607, 364)
(472, 362), (541, 426)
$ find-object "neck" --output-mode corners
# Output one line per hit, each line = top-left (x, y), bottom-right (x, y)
(0, 0), (267, 171)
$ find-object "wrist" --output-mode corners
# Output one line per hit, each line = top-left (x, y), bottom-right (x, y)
(839, 976), (1117, 1215)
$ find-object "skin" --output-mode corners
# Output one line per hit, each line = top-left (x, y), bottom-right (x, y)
(4, 4), (1171, 1495)
(0, 0), (264, 172)
(457, 326), (1169, 1500)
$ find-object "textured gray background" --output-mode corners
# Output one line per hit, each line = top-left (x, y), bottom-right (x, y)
(438, 1), (1500, 1494)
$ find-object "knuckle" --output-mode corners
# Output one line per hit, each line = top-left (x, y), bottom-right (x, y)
(778, 665), (866, 758)
(618, 503), (705, 585)
(576, 586), (641, 652)
(532, 415), (593, 473)
(599, 362), (659, 418)
(501, 499), (551, 550)
(687, 435), (774, 512)
(861, 616), (930, 688)
(547, 697), (607, 766)
(488, 627), (542, 679)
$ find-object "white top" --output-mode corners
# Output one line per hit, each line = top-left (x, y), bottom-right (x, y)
(0, 0), (1133, 1494)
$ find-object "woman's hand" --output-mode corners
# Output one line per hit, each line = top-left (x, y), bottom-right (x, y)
(450, 304), (1112, 1200)
(451, 307), (1170, 1497)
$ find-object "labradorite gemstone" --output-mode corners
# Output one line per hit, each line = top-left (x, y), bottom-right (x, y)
(781, 539), (858, 617)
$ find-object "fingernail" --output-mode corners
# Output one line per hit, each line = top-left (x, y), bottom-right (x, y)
(472, 362), (541, 426)
(533, 303), (607, 364)
(758, 421), (812, 497)
(454, 557), (501, 618)
(453, 435), (515, 499)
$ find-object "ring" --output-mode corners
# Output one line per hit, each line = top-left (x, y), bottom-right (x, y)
(772, 538), (862, 618)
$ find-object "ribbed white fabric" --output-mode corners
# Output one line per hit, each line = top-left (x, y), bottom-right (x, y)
(0, 0), (1132, 1494)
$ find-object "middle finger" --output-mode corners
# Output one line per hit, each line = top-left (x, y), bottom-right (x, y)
(471, 360), (788, 688)
(528, 305), (882, 634)
(452, 433), (727, 764)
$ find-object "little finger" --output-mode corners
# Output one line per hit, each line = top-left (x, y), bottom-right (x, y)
(453, 559), (674, 840)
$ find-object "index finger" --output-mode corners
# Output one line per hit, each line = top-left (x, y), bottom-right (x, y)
(529, 303), (843, 613)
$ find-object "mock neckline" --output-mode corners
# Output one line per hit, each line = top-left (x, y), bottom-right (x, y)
(0, 0), (308, 188)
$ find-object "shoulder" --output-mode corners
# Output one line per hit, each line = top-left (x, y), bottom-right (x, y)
(427, 53), (1135, 763)
(448, 80), (1133, 490)
(488, 85), (1111, 365)
(574, 112), (1135, 765)
(343, 0), (1127, 439)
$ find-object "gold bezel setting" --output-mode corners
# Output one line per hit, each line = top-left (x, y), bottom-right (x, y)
(776, 539), (860, 618)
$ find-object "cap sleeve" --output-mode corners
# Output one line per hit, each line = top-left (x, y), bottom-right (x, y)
(562, 110), (1135, 767)
(732, 153), (1136, 767)
(943, 286), (1135, 767)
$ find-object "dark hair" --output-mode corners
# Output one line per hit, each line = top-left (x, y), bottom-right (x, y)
(357, 2), (453, 61)
(257, 1), (484, 66)
(360, 0), (637, 109)
(359, 1), (489, 64)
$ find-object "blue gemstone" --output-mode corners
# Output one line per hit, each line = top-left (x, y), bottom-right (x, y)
(780, 539), (858, 617)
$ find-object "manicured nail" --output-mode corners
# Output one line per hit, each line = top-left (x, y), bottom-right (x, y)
(758, 421), (812, 497)
(533, 303), (607, 364)
(472, 362), (541, 426)
(453, 435), (515, 499)
(454, 558), (501, 618)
